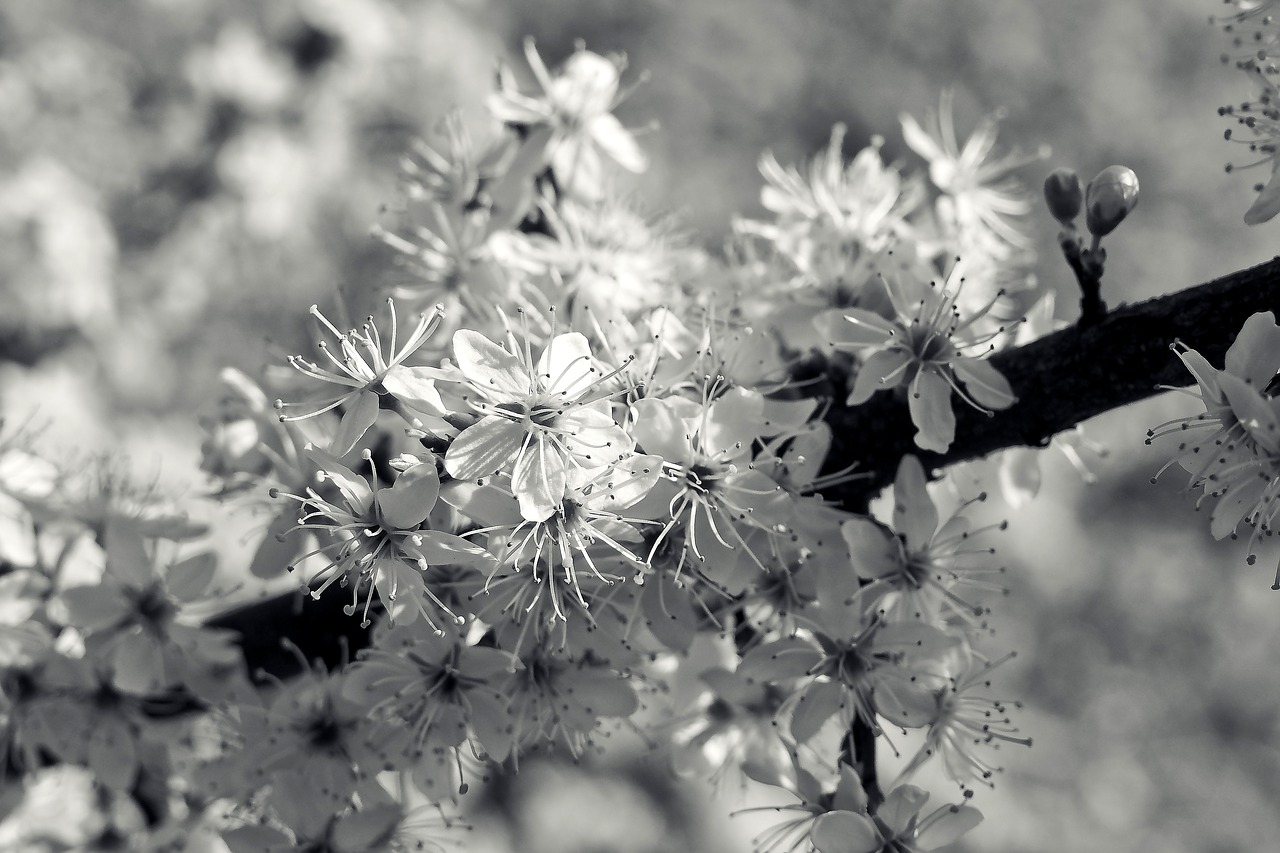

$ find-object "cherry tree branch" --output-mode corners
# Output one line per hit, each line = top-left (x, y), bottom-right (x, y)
(210, 255), (1280, 674)
(823, 253), (1280, 804)
(824, 254), (1280, 509)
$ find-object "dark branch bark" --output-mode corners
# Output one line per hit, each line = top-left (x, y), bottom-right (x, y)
(207, 584), (374, 679)
(210, 256), (1280, 673)
(825, 254), (1280, 507)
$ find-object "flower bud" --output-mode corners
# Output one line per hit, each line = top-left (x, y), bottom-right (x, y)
(1085, 165), (1140, 237)
(1043, 167), (1083, 224)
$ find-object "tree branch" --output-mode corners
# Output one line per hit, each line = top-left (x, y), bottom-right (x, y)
(207, 584), (374, 679)
(824, 255), (1280, 507)
(210, 256), (1280, 673)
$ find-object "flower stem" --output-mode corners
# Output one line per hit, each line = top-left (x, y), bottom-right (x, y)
(840, 716), (884, 811)
(1059, 231), (1108, 327)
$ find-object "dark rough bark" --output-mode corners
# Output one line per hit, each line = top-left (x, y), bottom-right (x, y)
(825, 254), (1280, 507)
(207, 584), (374, 679)
(211, 256), (1280, 673)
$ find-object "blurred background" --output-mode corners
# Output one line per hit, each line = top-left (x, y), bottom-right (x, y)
(1, 0), (1279, 850)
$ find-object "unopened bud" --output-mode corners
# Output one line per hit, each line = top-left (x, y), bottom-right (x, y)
(1043, 168), (1083, 224)
(1085, 165), (1140, 237)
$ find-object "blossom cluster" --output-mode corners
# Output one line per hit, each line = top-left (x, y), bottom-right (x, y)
(1216, 0), (1280, 222)
(1149, 311), (1280, 585)
(0, 39), (1046, 852)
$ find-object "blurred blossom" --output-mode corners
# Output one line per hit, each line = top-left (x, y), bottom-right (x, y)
(302, 0), (398, 60)
(0, 158), (116, 332)
(0, 61), (37, 135)
(217, 127), (329, 240)
(523, 195), (683, 324)
(0, 766), (100, 850)
(901, 91), (1047, 255)
(0, 443), (57, 570)
(490, 39), (648, 201)
(186, 24), (296, 113)
(749, 126), (921, 257)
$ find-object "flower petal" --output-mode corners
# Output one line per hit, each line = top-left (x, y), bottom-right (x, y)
(88, 716), (138, 791)
(900, 112), (948, 164)
(1220, 371), (1280, 456)
(105, 519), (153, 588)
(642, 573), (698, 652)
(811, 811), (883, 853)
(411, 530), (496, 566)
(552, 133), (605, 201)
(791, 679), (844, 744)
(453, 330), (530, 400)
(373, 559), (427, 625)
(871, 673), (939, 729)
(486, 90), (552, 126)
(704, 387), (765, 458)
(849, 348), (913, 405)
(381, 365), (449, 416)
(165, 551), (217, 602)
(1244, 161), (1280, 225)
(444, 416), (525, 481)
(112, 630), (168, 694)
(329, 390), (381, 458)
(377, 463), (441, 530)
(250, 507), (309, 579)
(58, 585), (131, 631)
(739, 637), (822, 683)
(578, 453), (662, 510)
(1210, 469), (1267, 540)
(760, 397), (819, 435)
(560, 418), (632, 466)
(439, 481), (524, 527)
(537, 332), (598, 398)
(953, 358), (1016, 410)
(552, 49), (619, 110)
(1176, 347), (1223, 401)
(306, 446), (374, 515)
(909, 368), (956, 452)
(589, 112), (648, 172)
(630, 397), (695, 466)
(724, 469), (793, 529)
(841, 516), (904, 582)
(572, 670), (639, 718)
(772, 421), (831, 487)
(893, 455), (939, 553)
(511, 436), (567, 521)
(915, 804), (984, 848)
(879, 784), (930, 834)
(841, 309), (900, 347)
(1225, 311), (1280, 388)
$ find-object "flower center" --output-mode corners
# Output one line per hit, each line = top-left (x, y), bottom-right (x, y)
(684, 463), (722, 495)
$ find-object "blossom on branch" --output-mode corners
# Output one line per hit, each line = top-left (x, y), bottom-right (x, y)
(275, 300), (448, 456)
(810, 784), (982, 853)
(488, 39), (648, 201)
(842, 455), (1008, 626)
(443, 326), (635, 522)
(274, 448), (493, 630)
(835, 259), (1016, 452)
(1150, 310), (1280, 582)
